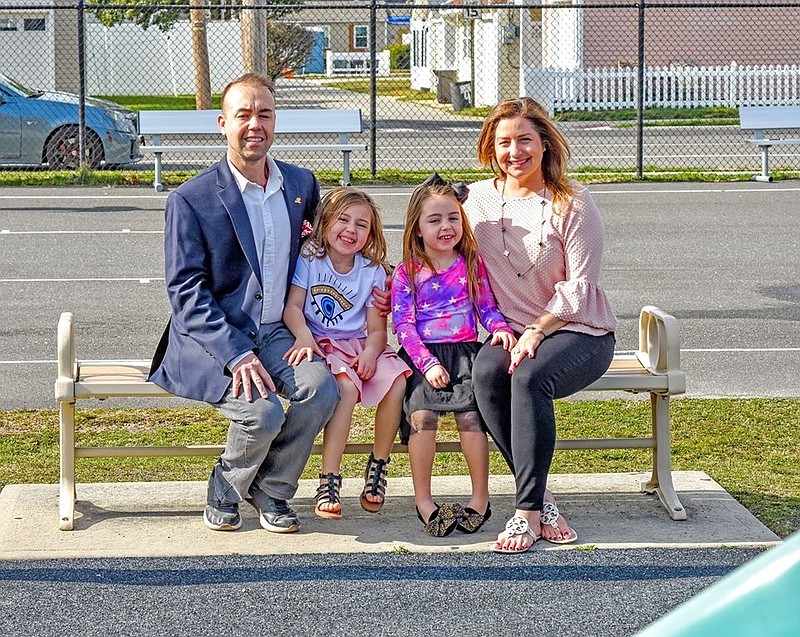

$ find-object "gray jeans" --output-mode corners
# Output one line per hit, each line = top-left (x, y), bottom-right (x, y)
(209, 321), (339, 505)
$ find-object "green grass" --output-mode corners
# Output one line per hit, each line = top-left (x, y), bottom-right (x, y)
(2, 398), (798, 537)
(3, 166), (798, 189)
(98, 94), (221, 111)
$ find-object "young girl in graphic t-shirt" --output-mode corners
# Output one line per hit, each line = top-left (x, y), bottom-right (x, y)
(391, 174), (516, 537)
(284, 186), (410, 520)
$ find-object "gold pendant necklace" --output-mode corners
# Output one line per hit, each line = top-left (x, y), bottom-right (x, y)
(499, 179), (548, 278)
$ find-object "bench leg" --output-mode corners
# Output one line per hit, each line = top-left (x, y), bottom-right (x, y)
(642, 392), (687, 521)
(59, 400), (77, 530)
(341, 150), (352, 186)
(153, 152), (164, 192)
(754, 145), (773, 182)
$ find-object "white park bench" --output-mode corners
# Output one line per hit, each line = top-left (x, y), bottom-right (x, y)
(55, 306), (687, 531)
(739, 105), (800, 182)
(138, 108), (366, 191)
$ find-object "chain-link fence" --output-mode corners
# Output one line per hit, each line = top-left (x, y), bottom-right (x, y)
(1, 1), (799, 181)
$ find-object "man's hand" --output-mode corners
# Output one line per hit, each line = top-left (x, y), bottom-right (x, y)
(231, 353), (275, 402)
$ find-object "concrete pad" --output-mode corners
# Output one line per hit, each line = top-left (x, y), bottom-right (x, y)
(0, 471), (780, 560)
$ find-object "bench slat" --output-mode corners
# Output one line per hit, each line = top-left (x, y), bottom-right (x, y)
(71, 356), (669, 400)
(73, 437), (656, 460)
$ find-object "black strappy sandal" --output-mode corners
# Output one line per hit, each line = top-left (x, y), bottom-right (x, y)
(314, 472), (343, 519)
(360, 453), (389, 513)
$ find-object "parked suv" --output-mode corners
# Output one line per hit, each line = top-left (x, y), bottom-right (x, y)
(0, 74), (141, 169)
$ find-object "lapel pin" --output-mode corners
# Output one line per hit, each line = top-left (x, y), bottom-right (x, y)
(295, 197), (302, 204)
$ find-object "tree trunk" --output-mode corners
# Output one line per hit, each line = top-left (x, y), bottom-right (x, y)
(240, 6), (268, 74)
(190, 0), (212, 109)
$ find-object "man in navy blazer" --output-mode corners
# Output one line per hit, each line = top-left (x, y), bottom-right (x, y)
(149, 73), (339, 533)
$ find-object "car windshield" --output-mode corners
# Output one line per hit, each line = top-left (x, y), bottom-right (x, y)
(0, 75), (38, 97)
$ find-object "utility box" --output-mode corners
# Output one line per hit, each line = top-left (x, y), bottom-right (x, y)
(451, 81), (473, 111)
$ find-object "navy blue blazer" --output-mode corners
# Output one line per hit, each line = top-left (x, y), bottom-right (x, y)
(149, 156), (320, 403)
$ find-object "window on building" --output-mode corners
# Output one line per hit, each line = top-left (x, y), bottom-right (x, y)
(24, 18), (46, 31)
(353, 25), (368, 49)
(0, 18), (17, 31)
(321, 25), (330, 49)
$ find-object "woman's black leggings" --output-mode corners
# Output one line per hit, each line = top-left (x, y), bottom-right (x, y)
(473, 330), (615, 511)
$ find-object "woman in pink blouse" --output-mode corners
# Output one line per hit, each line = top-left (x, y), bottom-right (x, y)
(463, 98), (617, 553)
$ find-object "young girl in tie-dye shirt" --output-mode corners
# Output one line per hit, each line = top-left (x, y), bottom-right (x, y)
(392, 174), (516, 538)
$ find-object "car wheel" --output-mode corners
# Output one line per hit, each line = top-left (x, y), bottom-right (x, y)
(45, 126), (103, 169)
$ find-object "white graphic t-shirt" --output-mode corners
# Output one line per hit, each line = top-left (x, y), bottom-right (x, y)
(292, 252), (387, 340)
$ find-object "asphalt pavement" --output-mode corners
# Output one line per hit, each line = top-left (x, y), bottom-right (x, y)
(0, 471), (781, 636)
(1, 181), (799, 408)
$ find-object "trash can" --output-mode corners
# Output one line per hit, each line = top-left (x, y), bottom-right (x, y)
(434, 70), (457, 104)
(450, 81), (473, 111)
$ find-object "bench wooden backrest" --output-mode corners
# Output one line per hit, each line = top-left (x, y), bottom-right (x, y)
(137, 108), (363, 136)
(739, 106), (800, 131)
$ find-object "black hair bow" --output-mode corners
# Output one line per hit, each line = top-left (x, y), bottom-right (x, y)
(421, 172), (469, 204)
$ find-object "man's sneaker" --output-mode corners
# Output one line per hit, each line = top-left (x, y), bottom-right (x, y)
(246, 485), (300, 533)
(203, 503), (242, 531)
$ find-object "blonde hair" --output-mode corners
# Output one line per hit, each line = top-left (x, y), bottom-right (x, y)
(400, 181), (481, 302)
(303, 186), (389, 271)
(476, 97), (576, 212)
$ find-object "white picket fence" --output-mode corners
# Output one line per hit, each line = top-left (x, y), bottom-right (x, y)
(525, 64), (800, 111)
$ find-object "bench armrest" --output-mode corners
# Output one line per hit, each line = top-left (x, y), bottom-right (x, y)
(55, 311), (76, 401)
(637, 306), (686, 395)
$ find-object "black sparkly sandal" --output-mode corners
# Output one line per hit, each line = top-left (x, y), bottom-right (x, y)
(416, 502), (462, 537)
(314, 472), (343, 519)
(360, 453), (389, 513)
(456, 502), (492, 534)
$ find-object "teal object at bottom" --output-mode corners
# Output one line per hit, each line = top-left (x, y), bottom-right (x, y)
(636, 531), (799, 636)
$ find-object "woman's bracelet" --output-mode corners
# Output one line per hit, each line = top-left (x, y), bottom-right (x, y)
(524, 324), (549, 338)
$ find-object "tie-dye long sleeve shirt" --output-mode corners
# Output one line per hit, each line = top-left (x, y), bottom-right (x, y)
(391, 254), (513, 374)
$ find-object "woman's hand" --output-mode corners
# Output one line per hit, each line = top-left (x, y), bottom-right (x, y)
(424, 364), (450, 389)
(491, 330), (516, 351)
(508, 329), (546, 374)
(371, 276), (393, 317)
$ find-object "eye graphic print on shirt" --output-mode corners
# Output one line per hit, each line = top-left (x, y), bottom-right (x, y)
(310, 280), (354, 327)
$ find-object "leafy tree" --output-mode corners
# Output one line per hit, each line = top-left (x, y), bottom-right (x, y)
(93, 0), (300, 33)
(265, 21), (314, 80)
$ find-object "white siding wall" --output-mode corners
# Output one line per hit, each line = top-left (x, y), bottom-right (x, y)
(86, 21), (244, 95)
(0, 10), (55, 89)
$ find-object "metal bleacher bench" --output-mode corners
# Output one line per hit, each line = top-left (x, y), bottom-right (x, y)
(739, 105), (800, 182)
(55, 306), (687, 531)
(137, 108), (366, 191)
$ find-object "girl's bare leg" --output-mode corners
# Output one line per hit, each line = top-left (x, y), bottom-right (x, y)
(408, 410), (438, 520)
(318, 375), (358, 514)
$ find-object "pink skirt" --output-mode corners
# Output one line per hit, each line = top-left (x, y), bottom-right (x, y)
(317, 337), (411, 407)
